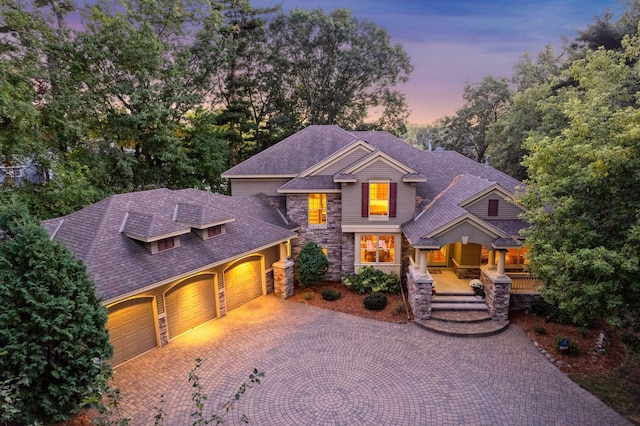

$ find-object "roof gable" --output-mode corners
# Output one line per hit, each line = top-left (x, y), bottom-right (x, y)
(299, 140), (374, 177)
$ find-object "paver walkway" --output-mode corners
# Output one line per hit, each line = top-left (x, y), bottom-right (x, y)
(112, 295), (630, 425)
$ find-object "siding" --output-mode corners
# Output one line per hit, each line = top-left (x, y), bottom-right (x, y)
(436, 222), (497, 248)
(341, 160), (416, 226)
(466, 192), (524, 220)
(449, 242), (481, 266)
(229, 178), (291, 197)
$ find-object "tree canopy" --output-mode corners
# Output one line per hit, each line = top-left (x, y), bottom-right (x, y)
(0, 201), (112, 424)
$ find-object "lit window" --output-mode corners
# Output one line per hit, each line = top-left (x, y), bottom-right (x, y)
(321, 247), (327, 256)
(360, 235), (395, 263)
(369, 182), (389, 218)
(505, 248), (528, 265)
(157, 237), (175, 251)
(308, 194), (327, 225)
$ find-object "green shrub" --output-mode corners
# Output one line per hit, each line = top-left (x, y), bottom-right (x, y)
(364, 292), (388, 311)
(554, 336), (581, 356)
(343, 266), (400, 294)
(303, 291), (313, 301)
(391, 301), (408, 316)
(321, 288), (341, 301)
(533, 324), (547, 335)
(295, 241), (328, 288)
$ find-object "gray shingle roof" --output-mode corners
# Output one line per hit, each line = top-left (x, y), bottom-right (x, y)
(44, 189), (296, 303)
(222, 125), (359, 176)
(279, 175), (340, 191)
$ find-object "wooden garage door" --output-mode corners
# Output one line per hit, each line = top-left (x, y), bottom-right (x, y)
(224, 257), (263, 311)
(165, 275), (216, 339)
(107, 298), (157, 366)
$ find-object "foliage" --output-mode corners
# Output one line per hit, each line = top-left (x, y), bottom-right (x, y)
(266, 8), (413, 133)
(469, 279), (484, 290)
(303, 291), (313, 301)
(521, 30), (640, 327)
(553, 336), (581, 356)
(363, 292), (388, 311)
(320, 288), (341, 301)
(294, 241), (328, 288)
(532, 324), (547, 335)
(391, 301), (408, 316)
(0, 201), (113, 424)
(83, 358), (130, 426)
(187, 358), (264, 426)
(343, 266), (400, 295)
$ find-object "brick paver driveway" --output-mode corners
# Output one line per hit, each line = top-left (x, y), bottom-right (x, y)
(112, 295), (630, 425)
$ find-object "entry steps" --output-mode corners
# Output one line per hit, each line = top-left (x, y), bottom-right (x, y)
(415, 292), (509, 337)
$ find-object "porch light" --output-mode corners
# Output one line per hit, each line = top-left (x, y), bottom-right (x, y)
(461, 235), (469, 244)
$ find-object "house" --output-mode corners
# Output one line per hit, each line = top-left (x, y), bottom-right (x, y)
(44, 125), (533, 364)
(222, 125), (533, 325)
(44, 188), (297, 365)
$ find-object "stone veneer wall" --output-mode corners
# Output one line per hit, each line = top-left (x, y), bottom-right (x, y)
(287, 193), (343, 281)
(510, 293), (541, 311)
(158, 314), (168, 346)
(265, 269), (274, 294)
(341, 233), (355, 278)
(407, 266), (434, 322)
(480, 268), (511, 323)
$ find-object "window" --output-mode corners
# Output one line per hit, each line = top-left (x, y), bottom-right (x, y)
(488, 199), (499, 216)
(207, 225), (222, 238)
(361, 182), (397, 219)
(505, 248), (528, 266)
(360, 235), (395, 263)
(308, 194), (327, 226)
(157, 237), (175, 251)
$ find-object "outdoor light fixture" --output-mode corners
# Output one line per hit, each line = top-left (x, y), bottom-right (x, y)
(461, 235), (469, 244)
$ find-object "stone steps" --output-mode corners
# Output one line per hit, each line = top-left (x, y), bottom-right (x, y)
(415, 292), (509, 337)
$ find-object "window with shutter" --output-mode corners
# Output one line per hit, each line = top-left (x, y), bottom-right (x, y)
(488, 199), (499, 216)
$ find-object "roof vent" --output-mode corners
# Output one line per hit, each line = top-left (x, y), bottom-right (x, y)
(484, 155), (491, 167)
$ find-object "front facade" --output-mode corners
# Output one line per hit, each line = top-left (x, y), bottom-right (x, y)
(44, 189), (297, 365)
(223, 125), (531, 323)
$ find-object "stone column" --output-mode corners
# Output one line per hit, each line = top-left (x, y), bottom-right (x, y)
(497, 250), (506, 277)
(407, 266), (434, 322)
(419, 249), (428, 275)
(273, 258), (295, 299)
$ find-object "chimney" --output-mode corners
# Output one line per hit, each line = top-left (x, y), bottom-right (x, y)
(484, 155), (491, 167)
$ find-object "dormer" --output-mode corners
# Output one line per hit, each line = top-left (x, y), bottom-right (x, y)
(173, 203), (235, 241)
(119, 211), (190, 254)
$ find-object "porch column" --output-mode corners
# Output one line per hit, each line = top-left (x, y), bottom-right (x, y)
(278, 241), (288, 262)
(488, 249), (495, 268)
(497, 250), (506, 277)
(419, 249), (428, 275)
(274, 241), (294, 299)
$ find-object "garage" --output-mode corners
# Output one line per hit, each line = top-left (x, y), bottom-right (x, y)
(165, 274), (217, 339)
(107, 298), (157, 366)
(224, 256), (263, 311)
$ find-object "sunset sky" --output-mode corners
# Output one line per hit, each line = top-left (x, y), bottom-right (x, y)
(253, 0), (624, 124)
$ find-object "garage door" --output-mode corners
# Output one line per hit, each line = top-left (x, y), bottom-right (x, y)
(224, 257), (263, 311)
(165, 275), (216, 339)
(107, 298), (157, 366)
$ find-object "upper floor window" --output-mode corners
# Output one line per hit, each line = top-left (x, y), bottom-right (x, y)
(157, 237), (175, 252)
(361, 181), (397, 220)
(308, 194), (327, 226)
(207, 225), (222, 238)
(488, 199), (499, 216)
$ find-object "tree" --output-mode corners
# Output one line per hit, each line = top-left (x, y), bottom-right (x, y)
(295, 241), (328, 288)
(266, 8), (413, 132)
(439, 75), (511, 162)
(0, 201), (113, 424)
(521, 32), (640, 326)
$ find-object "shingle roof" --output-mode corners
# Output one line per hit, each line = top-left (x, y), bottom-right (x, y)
(279, 175), (341, 192)
(222, 125), (359, 176)
(44, 189), (296, 303)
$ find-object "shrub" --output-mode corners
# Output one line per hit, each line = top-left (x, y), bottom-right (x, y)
(533, 324), (547, 335)
(295, 241), (328, 288)
(391, 301), (408, 316)
(364, 292), (388, 311)
(321, 288), (341, 301)
(303, 291), (313, 301)
(554, 336), (581, 356)
(343, 267), (400, 294)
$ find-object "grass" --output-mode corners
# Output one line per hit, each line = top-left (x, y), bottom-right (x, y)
(570, 342), (640, 425)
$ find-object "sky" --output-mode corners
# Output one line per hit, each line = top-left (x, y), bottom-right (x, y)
(253, 0), (625, 124)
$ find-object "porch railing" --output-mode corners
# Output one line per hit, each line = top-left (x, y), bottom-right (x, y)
(507, 272), (543, 292)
